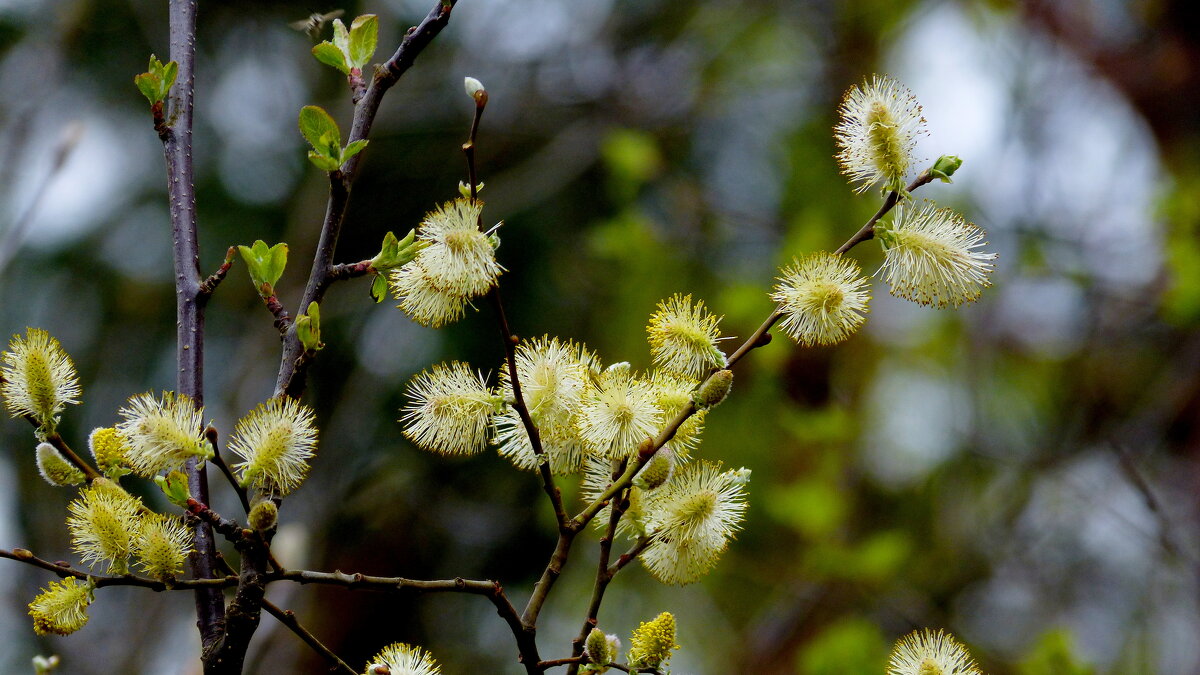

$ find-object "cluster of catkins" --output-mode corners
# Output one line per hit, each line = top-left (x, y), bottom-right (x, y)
(400, 286), (750, 587)
(2, 328), (320, 636)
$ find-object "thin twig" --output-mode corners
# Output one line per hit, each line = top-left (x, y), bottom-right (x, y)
(198, 247), (235, 300)
(1112, 444), (1185, 560)
(206, 426), (251, 514)
(565, 480), (627, 675)
(274, 0), (458, 400)
(572, 173), (935, 532)
(41, 430), (102, 482)
(261, 599), (356, 675)
(0, 122), (83, 274)
(271, 569), (541, 671)
(1, 548), (237, 591)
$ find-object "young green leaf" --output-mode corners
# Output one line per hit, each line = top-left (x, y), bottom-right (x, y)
(296, 301), (324, 351)
(307, 152), (342, 172)
(237, 240), (289, 291)
(135, 73), (162, 105)
(311, 42), (350, 74)
(331, 18), (350, 56)
(370, 274), (388, 303)
(298, 105), (341, 152)
(342, 139), (369, 162)
(348, 15), (378, 69)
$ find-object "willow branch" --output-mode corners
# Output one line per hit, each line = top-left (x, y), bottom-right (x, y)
(571, 175), (934, 535)
(261, 599), (356, 675)
(274, 0), (457, 400)
(272, 569), (541, 672)
(152, 0), (225, 646)
(1, 548), (237, 591)
(206, 426), (251, 514)
(41, 430), (102, 482)
(565, 483), (627, 675)
(198, 247), (235, 301)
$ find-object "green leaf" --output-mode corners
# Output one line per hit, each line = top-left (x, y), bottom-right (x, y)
(370, 228), (424, 270)
(316, 130), (342, 160)
(311, 41), (350, 74)
(348, 14), (378, 69)
(263, 242), (288, 287)
(370, 274), (388, 303)
(331, 18), (350, 56)
(237, 240), (289, 291)
(135, 73), (161, 104)
(154, 470), (192, 507)
(298, 105), (341, 152)
(296, 301), (323, 351)
(161, 60), (178, 93)
(307, 151), (342, 172)
(342, 139), (369, 162)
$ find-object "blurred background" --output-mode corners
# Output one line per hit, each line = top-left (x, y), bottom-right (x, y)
(0, 0), (1197, 672)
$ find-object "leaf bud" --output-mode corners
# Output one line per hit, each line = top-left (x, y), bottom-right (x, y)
(585, 624), (614, 662)
(463, 76), (488, 107)
(633, 446), (674, 491)
(155, 470), (192, 507)
(693, 369), (733, 409)
(929, 154), (963, 183)
(35, 443), (85, 487)
(248, 500), (279, 532)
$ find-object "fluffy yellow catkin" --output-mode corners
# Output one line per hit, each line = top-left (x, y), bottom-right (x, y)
(772, 252), (870, 346)
(834, 75), (925, 194)
(28, 578), (94, 636)
(1, 328), (81, 430)
(228, 397), (319, 497)
(887, 629), (982, 675)
(628, 612), (679, 669)
(363, 642), (441, 675)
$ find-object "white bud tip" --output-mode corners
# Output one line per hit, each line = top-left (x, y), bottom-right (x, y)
(464, 77), (485, 98)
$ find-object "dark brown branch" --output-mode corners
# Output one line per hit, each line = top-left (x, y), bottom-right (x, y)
(41, 431), (101, 482)
(264, 294), (293, 335)
(833, 171), (933, 255)
(565, 482), (627, 675)
(274, 0), (457, 400)
(326, 259), (374, 281)
(1, 548), (237, 591)
(540, 657), (584, 669)
(261, 599), (356, 675)
(205, 426), (251, 515)
(271, 569), (541, 672)
(198, 247), (235, 301)
(156, 0), (224, 647)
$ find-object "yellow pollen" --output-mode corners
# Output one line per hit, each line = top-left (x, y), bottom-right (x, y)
(918, 658), (943, 675)
(444, 229), (477, 251)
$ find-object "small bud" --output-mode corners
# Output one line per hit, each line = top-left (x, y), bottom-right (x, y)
(693, 369), (733, 409)
(33, 655), (61, 674)
(586, 627), (612, 665)
(633, 447), (675, 490)
(248, 500), (279, 532)
(463, 76), (488, 106)
(35, 442), (85, 487)
(13, 548), (33, 560)
(155, 470), (192, 507)
(929, 154), (963, 183)
(296, 301), (324, 352)
(457, 180), (485, 198)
